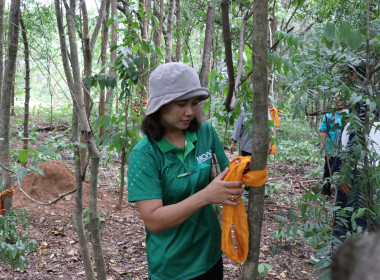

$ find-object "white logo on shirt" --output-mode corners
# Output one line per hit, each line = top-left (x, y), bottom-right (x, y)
(197, 150), (212, 163)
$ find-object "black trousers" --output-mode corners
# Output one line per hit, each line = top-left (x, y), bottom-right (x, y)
(322, 156), (335, 196)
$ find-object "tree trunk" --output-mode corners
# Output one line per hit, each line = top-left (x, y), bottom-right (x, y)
(235, 9), (253, 94)
(243, 0), (269, 279)
(80, 0), (106, 172)
(174, 0), (181, 62)
(10, 85), (15, 116)
(199, 0), (216, 88)
(55, 1), (106, 279)
(0, 0), (20, 217)
(117, 97), (129, 210)
(221, 0), (235, 112)
(20, 14), (30, 152)
(0, 0), (4, 102)
(105, 0), (117, 110)
(198, 0), (216, 120)
(55, 2), (95, 279)
(99, 0), (110, 138)
(165, 0), (175, 63)
(151, 0), (163, 67)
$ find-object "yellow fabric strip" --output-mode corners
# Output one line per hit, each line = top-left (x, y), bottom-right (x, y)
(0, 186), (14, 216)
(221, 156), (268, 263)
(269, 108), (283, 155)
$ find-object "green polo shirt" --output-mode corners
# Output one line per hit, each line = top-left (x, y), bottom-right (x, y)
(128, 121), (229, 280)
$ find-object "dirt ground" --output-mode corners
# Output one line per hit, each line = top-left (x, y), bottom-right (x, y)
(1, 131), (322, 280)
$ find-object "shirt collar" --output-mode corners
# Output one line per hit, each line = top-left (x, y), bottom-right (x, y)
(156, 130), (197, 155)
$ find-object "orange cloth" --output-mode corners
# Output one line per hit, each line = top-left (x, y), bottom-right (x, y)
(222, 156), (268, 263)
(269, 108), (283, 154)
(0, 186), (14, 216)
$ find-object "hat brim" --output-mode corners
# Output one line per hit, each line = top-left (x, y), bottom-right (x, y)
(145, 87), (210, 115)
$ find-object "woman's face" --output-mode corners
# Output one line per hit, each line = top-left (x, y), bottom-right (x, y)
(160, 97), (200, 133)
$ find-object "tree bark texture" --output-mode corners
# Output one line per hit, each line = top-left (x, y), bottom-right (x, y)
(105, 0), (117, 108)
(221, 0), (235, 112)
(243, 0), (269, 279)
(174, 0), (181, 62)
(199, 0), (216, 88)
(0, 0), (20, 216)
(235, 9), (253, 93)
(20, 15), (30, 152)
(99, 0), (110, 137)
(0, 0), (5, 102)
(165, 0), (175, 63)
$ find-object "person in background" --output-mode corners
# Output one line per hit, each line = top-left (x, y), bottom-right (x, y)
(319, 92), (349, 196)
(229, 107), (272, 196)
(127, 62), (244, 280)
(331, 64), (378, 250)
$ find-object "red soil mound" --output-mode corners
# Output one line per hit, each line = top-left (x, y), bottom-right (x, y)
(19, 160), (77, 202)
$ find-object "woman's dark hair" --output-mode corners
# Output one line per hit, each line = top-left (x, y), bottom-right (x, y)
(141, 110), (201, 141)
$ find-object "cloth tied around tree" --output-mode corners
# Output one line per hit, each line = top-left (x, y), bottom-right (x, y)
(0, 186), (14, 216)
(269, 108), (283, 155)
(222, 156), (267, 263)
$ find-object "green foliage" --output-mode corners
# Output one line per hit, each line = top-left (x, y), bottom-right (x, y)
(275, 111), (323, 166)
(82, 209), (108, 232)
(0, 209), (38, 270)
(258, 263), (273, 277)
(271, 190), (333, 276)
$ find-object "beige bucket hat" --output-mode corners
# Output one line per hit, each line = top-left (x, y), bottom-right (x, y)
(145, 62), (210, 115)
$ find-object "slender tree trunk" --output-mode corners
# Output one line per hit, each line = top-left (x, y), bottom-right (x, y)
(199, 0), (216, 120)
(55, 2), (96, 279)
(0, 0), (20, 217)
(174, 0), (181, 62)
(80, 0), (106, 172)
(199, 0), (216, 87)
(138, 0), (148, 99)
(105, 0), (117, 111)
(118, 97), (129, 210)
(235, 9), (253, 93)
(20, 15), (30, 152)
(221, 0), (235, 112)
(0, 0), (5, 102)
(165, 0), (175, 63)
(55, 1), (106, 279)
(10, 85), (15, 116)
(151, 0), (161, 67)
(99, 0), (110, 137)
(243, 0), (269, 279)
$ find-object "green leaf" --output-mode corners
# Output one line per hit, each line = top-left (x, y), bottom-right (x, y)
(371, 39), (380, 54)
(324, 22), (335, 42)
(338, 21), (350, 42)
(348, 29), (363, 50)
(16, 166), (27, 181)
(73, 141), (87, 148)
(18, 150), (28, 164)
(31, 167), (45, 177)
(106, 18), (114, 26)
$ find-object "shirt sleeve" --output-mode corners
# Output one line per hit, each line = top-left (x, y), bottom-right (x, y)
(231, 111), (245, 141)
(319, 114), (328, 132)
(127, 144), (163, 202)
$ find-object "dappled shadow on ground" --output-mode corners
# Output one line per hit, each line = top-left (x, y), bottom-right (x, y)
(1, 155), (321, 279)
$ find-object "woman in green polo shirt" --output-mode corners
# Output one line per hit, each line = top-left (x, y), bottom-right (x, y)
(127, 62), (244, 280)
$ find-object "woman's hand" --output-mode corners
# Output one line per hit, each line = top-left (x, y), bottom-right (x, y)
(201, 168), (244, 206)
(339, 182), (352, 194)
